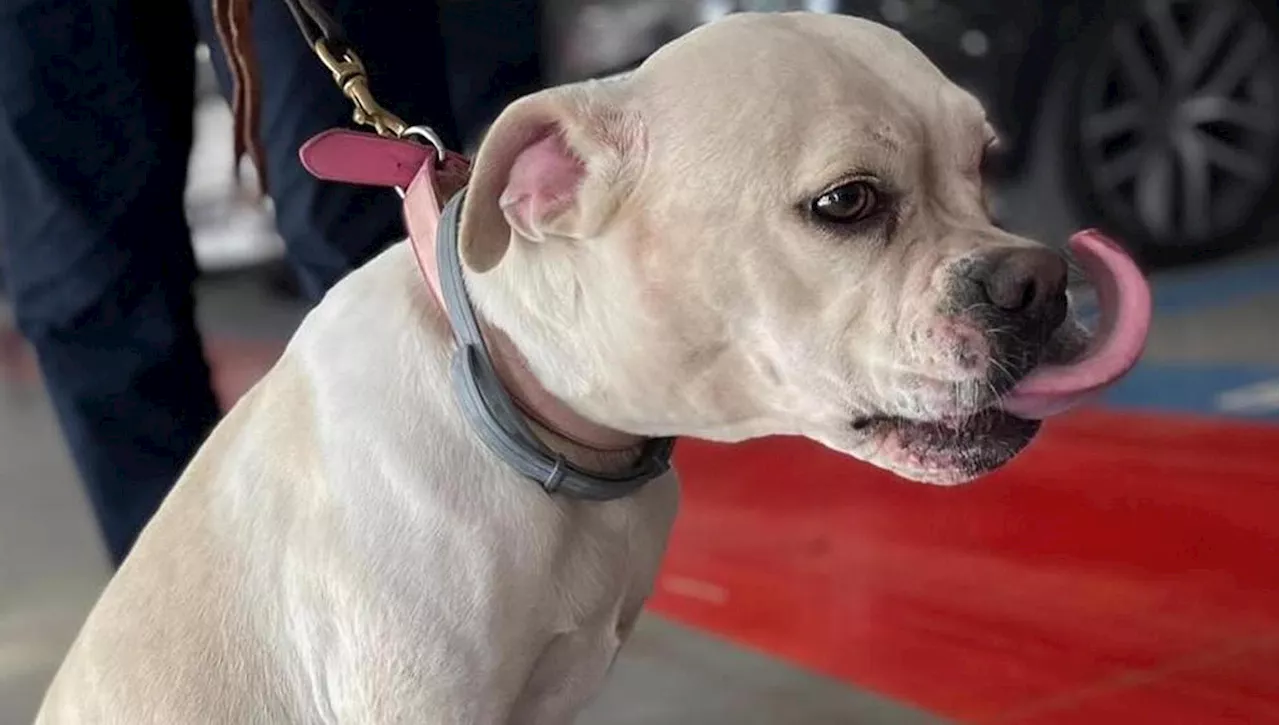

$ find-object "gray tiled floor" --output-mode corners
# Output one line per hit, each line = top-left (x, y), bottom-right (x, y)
(0, 383), (107, 721)
(1144, 292), (1277, 365)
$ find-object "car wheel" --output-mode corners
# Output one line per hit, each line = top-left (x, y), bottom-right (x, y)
(1062, 0), (1277, 267)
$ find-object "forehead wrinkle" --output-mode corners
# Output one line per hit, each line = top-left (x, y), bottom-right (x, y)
(635, 14), (980, 202)
(795, 118), (910, 193)
(789, 61), (924, 190)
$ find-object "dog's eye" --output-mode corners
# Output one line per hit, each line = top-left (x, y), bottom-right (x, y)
(812, 181), (880, 223)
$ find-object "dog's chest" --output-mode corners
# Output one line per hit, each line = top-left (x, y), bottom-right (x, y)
(282, 475), (678, 719)
(543, 495), (666, 632)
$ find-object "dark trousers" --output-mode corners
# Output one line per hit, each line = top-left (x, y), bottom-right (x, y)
(0, 0), (534, 565)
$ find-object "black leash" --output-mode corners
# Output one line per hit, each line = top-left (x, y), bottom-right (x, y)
(281, 0), (347, 51)
(279, 0), (411, 138)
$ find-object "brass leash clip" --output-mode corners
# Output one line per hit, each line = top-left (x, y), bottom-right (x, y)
(313, 40), (408, 139)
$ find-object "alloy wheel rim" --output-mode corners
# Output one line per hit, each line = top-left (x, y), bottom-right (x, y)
(1078, 0), (1277, 247)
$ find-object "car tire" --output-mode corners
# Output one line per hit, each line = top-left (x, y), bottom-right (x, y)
(1061, 0), (1278, 267)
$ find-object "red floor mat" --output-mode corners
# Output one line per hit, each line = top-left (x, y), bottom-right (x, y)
(649, 412), (1278, 723)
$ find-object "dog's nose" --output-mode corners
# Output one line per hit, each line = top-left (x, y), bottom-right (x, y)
(971, 248), (1069, 331)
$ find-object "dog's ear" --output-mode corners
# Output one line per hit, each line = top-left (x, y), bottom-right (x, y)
(458, 82), (644, 273)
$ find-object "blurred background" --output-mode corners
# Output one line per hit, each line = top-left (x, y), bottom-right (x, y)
(1, 1), (1276, 723)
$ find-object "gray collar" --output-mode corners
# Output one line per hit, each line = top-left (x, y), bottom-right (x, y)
(435, 191), (675, 501)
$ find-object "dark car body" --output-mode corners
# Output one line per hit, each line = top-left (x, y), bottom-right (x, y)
(833, 0), (1086, 174)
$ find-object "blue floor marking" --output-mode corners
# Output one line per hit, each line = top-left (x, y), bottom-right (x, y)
(1075, 255), (1276, 319)
(1099, 362), (1277, 421)
(1146, 257), (1277, 316)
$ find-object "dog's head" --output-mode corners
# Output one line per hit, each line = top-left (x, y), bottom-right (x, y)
(458, 13), (1147, 485)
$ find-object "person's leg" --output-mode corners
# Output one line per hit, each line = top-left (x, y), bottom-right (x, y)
(438, 0), (544, 150)
(191, 0), (463, 301)
(0, 0), (217, 565)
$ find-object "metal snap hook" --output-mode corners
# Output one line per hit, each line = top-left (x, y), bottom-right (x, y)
(542, 456), (568, 493)
(400, 125), (448, 165)
(393, 125), (449, 199)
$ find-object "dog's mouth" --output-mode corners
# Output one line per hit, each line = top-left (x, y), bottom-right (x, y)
(851, 230), (1151, 484)
(851, 409), (1039, 483)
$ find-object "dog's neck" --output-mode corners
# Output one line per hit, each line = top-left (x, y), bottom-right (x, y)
(404, 189), (646, 476)
(453, 271), (647, 473)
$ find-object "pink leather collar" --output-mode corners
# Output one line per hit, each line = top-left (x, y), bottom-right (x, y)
(299, 129), (643, 452)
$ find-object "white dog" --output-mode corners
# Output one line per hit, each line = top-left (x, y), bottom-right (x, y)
(36, 12), (1148, 724)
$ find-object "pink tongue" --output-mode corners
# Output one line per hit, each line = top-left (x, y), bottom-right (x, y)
(999, 229), (1152, 420)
